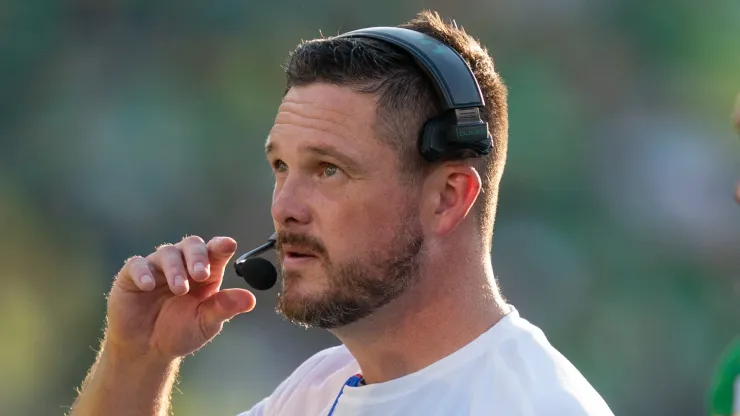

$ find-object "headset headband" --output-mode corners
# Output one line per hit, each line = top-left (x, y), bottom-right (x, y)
(335, 27), (485, 111)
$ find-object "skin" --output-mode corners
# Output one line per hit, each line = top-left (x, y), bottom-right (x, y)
(267, 85), (427, 329)
(67, 82), (509, 415)
(68, 235), (257, 416)
(267, 84), (508, 383)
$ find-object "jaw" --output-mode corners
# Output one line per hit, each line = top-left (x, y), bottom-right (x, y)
(280, 264), (330, 299)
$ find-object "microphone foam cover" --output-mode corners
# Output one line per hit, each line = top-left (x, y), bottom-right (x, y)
(236, 257), (278, 291)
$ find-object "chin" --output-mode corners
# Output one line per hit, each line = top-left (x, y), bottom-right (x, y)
(280, 267), (330, 299)
(275, 284), (336, 329)
(275, 267), (361, 329)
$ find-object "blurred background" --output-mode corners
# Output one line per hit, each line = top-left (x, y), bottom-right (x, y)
(1, 0), (739, 415)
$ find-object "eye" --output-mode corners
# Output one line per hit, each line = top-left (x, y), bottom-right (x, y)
(273, 160), (288, 173)
(322, 163), (339, 177)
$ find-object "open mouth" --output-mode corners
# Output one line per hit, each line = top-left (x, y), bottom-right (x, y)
(286, 251), (316, 259)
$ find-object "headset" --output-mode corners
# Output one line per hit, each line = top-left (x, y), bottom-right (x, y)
(336, 26), (493, 162)
(234, 26), (492, 288)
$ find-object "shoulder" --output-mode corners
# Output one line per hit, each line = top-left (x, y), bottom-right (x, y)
(239, 344), (357, 416)
(272, 343), (356, 396)
(486, 308), (614, 415)
(286, 343), (357, 383)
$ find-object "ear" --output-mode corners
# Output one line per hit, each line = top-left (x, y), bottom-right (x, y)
(422, 164), (482, 237)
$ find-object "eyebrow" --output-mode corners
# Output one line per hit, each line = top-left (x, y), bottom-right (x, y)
(265, 139), (361, 171)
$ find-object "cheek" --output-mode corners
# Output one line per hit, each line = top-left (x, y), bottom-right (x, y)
(323, 188), (409, 254)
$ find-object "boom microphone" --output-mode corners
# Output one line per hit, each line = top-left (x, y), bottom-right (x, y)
(233, 233), (278, 290)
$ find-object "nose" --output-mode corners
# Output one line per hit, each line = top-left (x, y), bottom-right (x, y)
(271, 175), (313, 228)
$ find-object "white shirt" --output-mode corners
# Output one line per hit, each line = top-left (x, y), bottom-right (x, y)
(237, 306), (614, 416)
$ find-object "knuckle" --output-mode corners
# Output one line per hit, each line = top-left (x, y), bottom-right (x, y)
(122, 256), (147, 274)
(124, 255), (145, 267)
(183, 235), (205, 246)
(156, 244), (181, 257)
(118, 256), (147, 281)
(165, 267), (183, 277)
(189, 246), (208, 258)
(156, 243), (176, 252)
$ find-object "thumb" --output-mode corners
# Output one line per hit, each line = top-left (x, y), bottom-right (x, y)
(198, 289), (256, 339)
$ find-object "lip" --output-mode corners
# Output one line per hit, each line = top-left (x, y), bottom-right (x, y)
(280, 246), (319, 269)
(282, 244), (317, 257)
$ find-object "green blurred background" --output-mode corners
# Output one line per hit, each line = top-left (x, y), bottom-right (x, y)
(1, 0), (739, 415)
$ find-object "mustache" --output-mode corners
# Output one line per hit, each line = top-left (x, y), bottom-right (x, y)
(275, 231), (327, 256)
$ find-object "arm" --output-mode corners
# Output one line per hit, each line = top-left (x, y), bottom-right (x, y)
(69, 343), (181, 416)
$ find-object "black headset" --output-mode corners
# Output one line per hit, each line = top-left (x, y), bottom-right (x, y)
(335, 26), (493, 162)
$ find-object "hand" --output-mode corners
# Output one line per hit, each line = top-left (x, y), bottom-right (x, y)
(104, 236), (256, 361)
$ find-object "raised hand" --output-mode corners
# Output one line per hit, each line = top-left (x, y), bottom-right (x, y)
(105, 235), (257, 360)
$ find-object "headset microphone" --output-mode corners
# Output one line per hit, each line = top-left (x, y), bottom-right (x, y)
(233, 233), (278, 290)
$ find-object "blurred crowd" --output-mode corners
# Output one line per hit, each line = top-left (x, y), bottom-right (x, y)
(1, 1), (739, 415)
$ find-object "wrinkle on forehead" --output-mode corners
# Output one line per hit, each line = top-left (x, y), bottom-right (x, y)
(274, 85), (378, 135)
(273, 104), (354, 141)
(279, 99), (354, 121)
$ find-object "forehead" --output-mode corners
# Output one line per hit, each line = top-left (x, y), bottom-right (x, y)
(266, 84), (381, 155)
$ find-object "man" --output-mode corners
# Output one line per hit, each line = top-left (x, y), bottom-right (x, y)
(68, 11), (614, 416)
(708, 92), (740, 416)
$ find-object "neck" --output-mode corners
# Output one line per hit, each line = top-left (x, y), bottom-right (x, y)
(329, 252), (508, 384)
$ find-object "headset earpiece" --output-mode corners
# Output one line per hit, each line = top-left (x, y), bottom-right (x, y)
(419, 109), (492, 162)
(419, 115), (450, 162)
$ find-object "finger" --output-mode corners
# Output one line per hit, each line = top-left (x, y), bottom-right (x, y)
(206, 236), (238, 279)
(150, 244), (189, 296)
(178, 235), (210, 282)
(120, 256), (156, 291)
(197, 288), (256, 340)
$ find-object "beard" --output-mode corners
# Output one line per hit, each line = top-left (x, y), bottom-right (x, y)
(274, 215), (424, 329)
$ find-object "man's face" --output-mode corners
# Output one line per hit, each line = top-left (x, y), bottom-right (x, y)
(266, 83), (425, 329)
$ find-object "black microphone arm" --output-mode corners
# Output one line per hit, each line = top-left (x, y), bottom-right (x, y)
(233, 232), (277, 271)
(233, 233), (278, 292)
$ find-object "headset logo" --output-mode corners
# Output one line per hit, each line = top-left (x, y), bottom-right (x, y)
(457, 127), (486, 139)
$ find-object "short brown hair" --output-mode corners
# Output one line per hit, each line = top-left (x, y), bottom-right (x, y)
(283, 10), (508, 246)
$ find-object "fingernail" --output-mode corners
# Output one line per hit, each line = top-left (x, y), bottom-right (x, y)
(194, 262), (205, 273)
(141, 275), (153, 286)
(174, 275), (186, 288)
